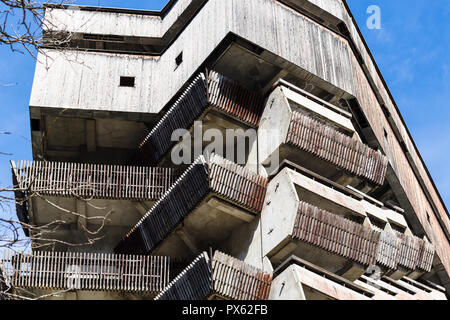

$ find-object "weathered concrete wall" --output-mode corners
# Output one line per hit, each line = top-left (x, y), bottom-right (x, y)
(44, 0), (196, 38)
(258, 87), (292, 168)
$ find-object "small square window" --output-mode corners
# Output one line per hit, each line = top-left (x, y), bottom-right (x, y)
(31, 119), (40, 131)
(120, 76), (135, 87)
(175, 52), (183, 69)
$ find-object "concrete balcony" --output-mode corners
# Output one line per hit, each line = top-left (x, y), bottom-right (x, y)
(245, 164), (433, 280)
(377, 231), (435, 280)
(0, 250), (170, 300)
(269, 256), (374, 300)
(11, 160), (176, 250)
(30, 107), (156, 164)
(355, 275), (447, 300)
(259, 81), (388, 187)
(155, 251), (272, 300)
(133, 70), (265, 167)
(115, 153), (268, 259)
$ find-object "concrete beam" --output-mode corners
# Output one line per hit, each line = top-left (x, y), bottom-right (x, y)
(86, 119), (97, 152)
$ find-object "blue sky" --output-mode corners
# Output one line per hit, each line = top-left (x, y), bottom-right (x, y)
(0, 0), (448, 229)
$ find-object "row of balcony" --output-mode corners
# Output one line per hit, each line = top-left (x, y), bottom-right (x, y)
(130, 71), (388, 189)
(0, 251), (169, 294)
(115, 153), (268, 257)
(26, 70), (389, 190)
(11, 160), (177, 240)
(155, 250), (272, 300)
(292, 201), (433, 273)
(256, 164), (433, 280)
(0, 250), (272, 300)
(10, 155), (432, 281)
(2, 248), (441, 300)
(270, 256), (446, 300)
(11, 160), (177, 201)
(134, 71), (265, 166)
(10, 70), (439, 299)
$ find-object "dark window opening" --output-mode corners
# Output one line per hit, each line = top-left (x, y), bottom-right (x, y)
(120, 76), (135, 87)
(384, 128), (388, 138)
(31, 119), (41, 131)
(83, 34), (125, 42)
(390, 223), (406, 234)
(344, 213), (365, 225)
(175, 52), (183, 68)
(368, 215), (386, 231)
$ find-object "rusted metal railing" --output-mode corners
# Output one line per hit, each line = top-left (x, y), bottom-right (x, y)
(376, 231), (434, 272)
(286, 111), (388, 185)
(11, 160), (177, 201)
(0, 251), (170, 293)
(376, 231), (401, 270)
(211, 251), (272, 300)
(134, 70), (265, 165)
(115, 153), (268, 255)
(155, 251), (272, 300)
(293, 201), (379, 266)
(292, 201), (434, 272)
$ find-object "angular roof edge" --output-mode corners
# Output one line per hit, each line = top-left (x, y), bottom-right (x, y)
(43, 0), (177, 18)
(341, 0), (449, 220)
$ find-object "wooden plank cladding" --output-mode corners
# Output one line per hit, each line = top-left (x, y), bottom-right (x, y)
(115, 153), (268, 255)
(293, 201), (434, 272)
(293, 201), (379, 267)
(155, 251), (272, 300)
(286, 111), (388, 185)
(134, 70), (265, 165)
(11, 160), (176, 201)
(0, 251), (169, 293)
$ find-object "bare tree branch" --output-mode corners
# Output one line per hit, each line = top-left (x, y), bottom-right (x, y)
(0, 0), (72, 58)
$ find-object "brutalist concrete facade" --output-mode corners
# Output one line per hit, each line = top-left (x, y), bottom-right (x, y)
(2, 0), (449, 300)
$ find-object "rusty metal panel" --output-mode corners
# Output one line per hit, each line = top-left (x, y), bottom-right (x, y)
(207, 71), (265, 127)
(417, 241), (435, 272)
(134, 71), (265, 166)
(0, 251), (169, 293)
(293, 201), (379, 266)
(286, 111), (388, 185)
(394, 233), (434, 272)
(155, 251), (272, 301)
(377, 231), (434, 273)
(155, 252), (212, 300)
(11, 160), (176, 201)
(211, 251), (272, 300)
(116, 154), (268, 255)
(376, 231), (401, 270)
(292, 201), (435, 272)
(208, 154), (268, 213)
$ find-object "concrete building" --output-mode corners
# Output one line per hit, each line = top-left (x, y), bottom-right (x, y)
(1, 0), (449, 300)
